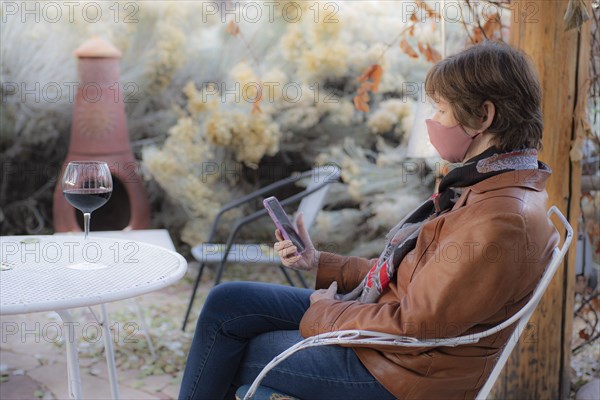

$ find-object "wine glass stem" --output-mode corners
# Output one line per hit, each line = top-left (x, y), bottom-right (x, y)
(83, 213), (91, 239)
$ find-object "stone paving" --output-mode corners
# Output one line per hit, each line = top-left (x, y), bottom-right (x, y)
(1, 312), (177, 398)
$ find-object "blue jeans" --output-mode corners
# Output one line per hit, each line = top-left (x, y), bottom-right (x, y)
(178, 281), (396, 400)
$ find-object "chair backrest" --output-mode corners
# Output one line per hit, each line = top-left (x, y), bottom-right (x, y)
(475, 205), (573, 399)
(297, 165), (341, 230)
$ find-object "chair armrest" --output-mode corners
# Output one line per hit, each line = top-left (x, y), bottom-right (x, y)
(242, 329), (479, 400)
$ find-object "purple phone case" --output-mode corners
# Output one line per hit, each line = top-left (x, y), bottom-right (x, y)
(263, 196), (305, 255)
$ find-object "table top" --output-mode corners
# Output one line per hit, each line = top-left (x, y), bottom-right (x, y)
(0, 235), (187, 315)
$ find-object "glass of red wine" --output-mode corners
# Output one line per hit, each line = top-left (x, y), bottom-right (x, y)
(62, 161), (113, 239)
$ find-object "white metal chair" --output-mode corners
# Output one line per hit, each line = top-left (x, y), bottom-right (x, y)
(239, 205), (573, 400)
(182, 165), (341, 331)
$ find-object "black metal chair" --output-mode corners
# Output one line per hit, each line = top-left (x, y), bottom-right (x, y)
(182, 165), (341, 331)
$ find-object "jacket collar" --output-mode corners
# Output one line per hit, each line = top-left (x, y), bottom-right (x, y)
(451, 168), (551, 210)
(469, 165), (552, 194)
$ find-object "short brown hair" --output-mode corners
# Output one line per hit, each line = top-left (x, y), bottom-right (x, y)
(424, 40), (543, 151)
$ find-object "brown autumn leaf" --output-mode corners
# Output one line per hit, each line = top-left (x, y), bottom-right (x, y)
(369, 69), (382, 93)
(357, 64), (383, 92)
(360, 82), (374, 93)
(417, 0), (441, 18)
(482, 13), (501, 38)
(400, 39), (419, 59)
(353, 93), (369, 113)
(354, 86), (369, 100)
(471, 27), (485, 44)
(354, 95), (370, 113)
(410, 13), (418, 23)
(353, 64), (383, 112)
(578, 328), (590, 340)
(591, 297), (600, 313)
(354, 91), (370, 106)
(417, 42), (441, 63)
(408, 25), (416, 37)
(582, 296), (600, 314)
(226, 20), (240, 36)
(428, 44), (442, 62)
(356, 65), (377, 82)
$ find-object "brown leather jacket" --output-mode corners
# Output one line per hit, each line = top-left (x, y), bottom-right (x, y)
(299, 169), (559, 399)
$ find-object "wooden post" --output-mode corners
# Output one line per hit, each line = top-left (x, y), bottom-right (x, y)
(489, 0), (590, 398)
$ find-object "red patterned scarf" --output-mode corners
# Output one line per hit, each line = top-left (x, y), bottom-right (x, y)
(341, 147), (542, 303)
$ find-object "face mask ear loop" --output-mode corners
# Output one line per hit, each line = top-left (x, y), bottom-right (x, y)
(467, 129), (483, 139)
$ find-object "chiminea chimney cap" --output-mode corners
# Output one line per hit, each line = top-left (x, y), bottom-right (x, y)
(74, 36), (122, 58)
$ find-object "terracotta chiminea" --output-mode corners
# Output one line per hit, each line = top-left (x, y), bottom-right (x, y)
(53, 36), (150, 232)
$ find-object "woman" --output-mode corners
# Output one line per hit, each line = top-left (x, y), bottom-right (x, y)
(179, 40), (559, 400)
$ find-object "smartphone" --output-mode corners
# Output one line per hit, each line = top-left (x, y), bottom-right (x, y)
(263, 196), (306, 254)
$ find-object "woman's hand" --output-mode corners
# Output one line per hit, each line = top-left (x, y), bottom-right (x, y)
(310, 281), (338, 305)
(274, 212), (320, 274)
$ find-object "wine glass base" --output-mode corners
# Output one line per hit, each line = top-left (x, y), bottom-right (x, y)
(65, 262), (109, 271)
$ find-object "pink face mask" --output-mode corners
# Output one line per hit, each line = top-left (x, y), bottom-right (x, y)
(425, 119), (481, 163)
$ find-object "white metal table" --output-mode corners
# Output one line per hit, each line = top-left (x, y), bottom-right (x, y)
(0, 235), (187, 399)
